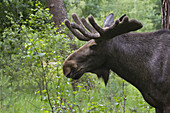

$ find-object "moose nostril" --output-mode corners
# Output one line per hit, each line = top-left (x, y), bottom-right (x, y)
(63, 66), (72, 78)
(66, 72), (71, 77)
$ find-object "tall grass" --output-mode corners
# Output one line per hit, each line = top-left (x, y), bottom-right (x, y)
(1, 72), (155, 113)
(1, 90), (45, 113)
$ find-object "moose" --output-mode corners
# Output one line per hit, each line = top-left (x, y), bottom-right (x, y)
(63, 13), (170, 113)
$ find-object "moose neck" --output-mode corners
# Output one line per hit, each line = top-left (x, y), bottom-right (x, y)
(106, 32), (155, 90)
(104, 30), (170, 109)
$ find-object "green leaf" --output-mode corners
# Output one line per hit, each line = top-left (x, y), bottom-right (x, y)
(37, 53), (45, 57)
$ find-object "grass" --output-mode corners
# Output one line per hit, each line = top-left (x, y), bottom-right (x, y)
(1, 92), (43, 113)
(1, 73), (155, 113)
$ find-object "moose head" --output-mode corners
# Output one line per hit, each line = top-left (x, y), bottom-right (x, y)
(63, 13), (170, 112)
(63, 13), (142, 85)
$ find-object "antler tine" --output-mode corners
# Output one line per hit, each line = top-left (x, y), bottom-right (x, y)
(119, 14), (126, 21)
(65, 19), (90, 41)
(71, 14), (100, 39)
(71, 23), (100, 38)
(103, 16), (143, 39)
(118, 16), (142, 31)
(88, 15), (105, 34)
(72, 13), (97, 33)
(72, 14), (86, 31)
(81, 17), (97, 33)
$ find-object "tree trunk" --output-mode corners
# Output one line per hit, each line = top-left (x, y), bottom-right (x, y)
(45, 0), (68, 30)
(161, 0), (170, 29)
(45, 0), (75, 41)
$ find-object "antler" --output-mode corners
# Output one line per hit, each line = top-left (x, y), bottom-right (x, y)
(65, 14), (99, 41)
(65, 14), (143, 41)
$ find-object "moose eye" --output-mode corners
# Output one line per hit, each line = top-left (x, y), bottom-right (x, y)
(90, 44), (97, 50)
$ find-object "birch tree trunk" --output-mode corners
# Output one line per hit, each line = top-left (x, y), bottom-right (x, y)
(161, 0), (170, 29)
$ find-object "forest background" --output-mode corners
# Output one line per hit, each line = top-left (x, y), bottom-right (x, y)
(0, 0), (162, 113)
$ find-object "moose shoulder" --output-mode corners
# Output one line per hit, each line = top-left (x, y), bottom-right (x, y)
(63, 13), (170, 113)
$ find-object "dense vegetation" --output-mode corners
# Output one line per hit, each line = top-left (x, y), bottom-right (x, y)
(0, 0), (161, 112)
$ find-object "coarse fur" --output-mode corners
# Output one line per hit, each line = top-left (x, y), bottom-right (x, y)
(106, 30), (170, 109)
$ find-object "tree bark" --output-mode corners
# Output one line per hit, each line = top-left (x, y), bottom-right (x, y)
(45, 0), (75, 41)
(161, 0), (170, 29)
(45, 0), (68, 30)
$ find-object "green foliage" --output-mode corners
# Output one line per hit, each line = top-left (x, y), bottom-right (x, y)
(0, 0), (161, 113)
(66, 0), (161, 31)
(0, 1), (72, 112)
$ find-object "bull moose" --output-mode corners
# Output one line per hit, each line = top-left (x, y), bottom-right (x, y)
(63, 13), (170, 113)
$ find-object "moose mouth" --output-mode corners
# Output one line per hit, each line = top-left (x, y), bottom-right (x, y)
(64, 66), (103, 80)
(65, 69), (84, 80)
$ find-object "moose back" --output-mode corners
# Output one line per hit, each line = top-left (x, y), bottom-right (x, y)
(63, 13), (170, 113)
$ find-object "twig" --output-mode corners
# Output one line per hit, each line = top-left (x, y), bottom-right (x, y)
(122, 81), (126, 113)
(75, 104), (82, 113)
(27, 100), (51, 111)
(0, 84), (2, 111)
(25, 34), (54, 113)
(62, 98), (74, 113)
(87, 107), (96, 113)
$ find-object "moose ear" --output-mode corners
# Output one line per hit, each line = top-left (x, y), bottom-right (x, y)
(91, 67), (110, 86)
(104, 13), (114, 27)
